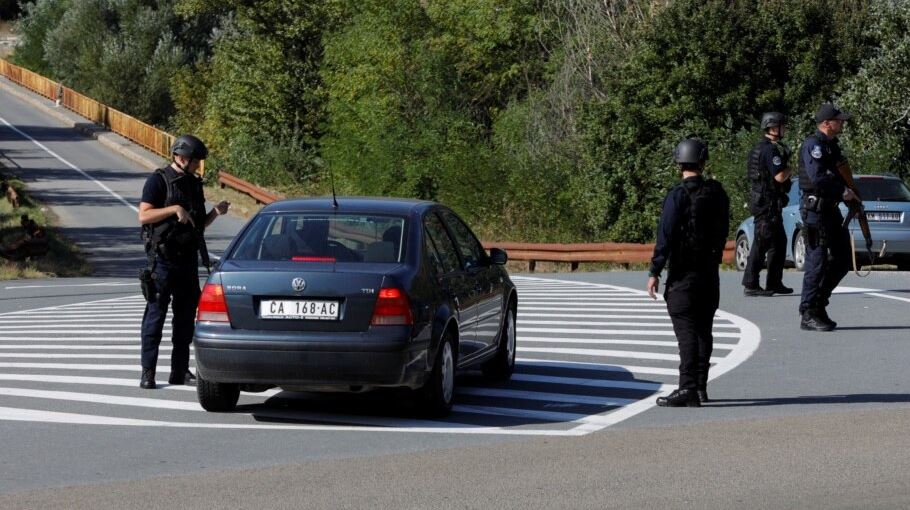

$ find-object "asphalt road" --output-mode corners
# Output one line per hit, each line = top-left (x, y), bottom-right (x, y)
(1, 77), (909, 508)
(0, 80), (244, 277)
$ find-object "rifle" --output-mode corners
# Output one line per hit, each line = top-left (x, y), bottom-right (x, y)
(835, 161), (874, 271)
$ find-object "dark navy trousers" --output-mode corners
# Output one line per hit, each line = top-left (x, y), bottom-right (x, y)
(798, 220), (851, 313)
(140, 258), (201, 372)
(665, 271), (720, 392)
(742, 214), (786, 289)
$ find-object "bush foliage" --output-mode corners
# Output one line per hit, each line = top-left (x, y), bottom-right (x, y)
(12, 0), (910, 241)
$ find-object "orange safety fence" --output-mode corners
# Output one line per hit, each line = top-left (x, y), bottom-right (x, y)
(0, 59), (58, 101)
(0, 58), (199, 174)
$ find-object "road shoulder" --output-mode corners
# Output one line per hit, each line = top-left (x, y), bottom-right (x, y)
(1, 406), (907, 509)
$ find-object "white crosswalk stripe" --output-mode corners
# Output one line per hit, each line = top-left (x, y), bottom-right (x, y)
(0, 276), (760, 436)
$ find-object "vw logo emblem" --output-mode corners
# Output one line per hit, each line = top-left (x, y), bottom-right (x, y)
(291, 278), (306, 292)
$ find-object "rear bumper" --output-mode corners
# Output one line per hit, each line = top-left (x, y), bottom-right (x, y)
(193, 324), (430, 389)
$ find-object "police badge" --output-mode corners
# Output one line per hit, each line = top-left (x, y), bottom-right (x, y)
(811, 145), (823, 159)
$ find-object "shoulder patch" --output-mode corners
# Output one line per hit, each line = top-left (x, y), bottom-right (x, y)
(772, 156), (782, 166)
(810, 145), (823, 159)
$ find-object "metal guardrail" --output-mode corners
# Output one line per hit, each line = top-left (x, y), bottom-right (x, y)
(483, 241), (736, 271)
(218, 171), (284, 205)
(0, 58), (197, 174)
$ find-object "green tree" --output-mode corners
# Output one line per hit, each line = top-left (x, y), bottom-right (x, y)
(840, 0), (910, 181)
(321, 0), (543, 225)
(576, 0), (874, 242)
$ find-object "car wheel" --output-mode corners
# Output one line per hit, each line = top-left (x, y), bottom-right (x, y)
(197, 373), (240, 412)
(793, 230), (807, 272)
(419, 332), (456, 417)
(482, 305), (516, 381)
(735, 233), (749, 271)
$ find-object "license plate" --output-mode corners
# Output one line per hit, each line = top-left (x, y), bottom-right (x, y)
(865, 211), (902, 222)
(260, 299), (339, 320)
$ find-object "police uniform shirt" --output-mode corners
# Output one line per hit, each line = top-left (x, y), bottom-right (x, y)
(799, 129), (846, 202)
(648, 175), (730, 279)
(760, 139), (788, 182)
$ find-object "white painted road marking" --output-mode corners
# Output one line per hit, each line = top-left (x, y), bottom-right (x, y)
(0, 115), (140, 213)
(0, 276), (762, 435)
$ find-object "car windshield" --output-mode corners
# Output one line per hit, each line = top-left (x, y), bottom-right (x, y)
(855, 179), (910, 202)
(230, 213), (406, 263)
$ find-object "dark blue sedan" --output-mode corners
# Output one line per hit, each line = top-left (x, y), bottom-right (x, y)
(193, 197), (517, 417)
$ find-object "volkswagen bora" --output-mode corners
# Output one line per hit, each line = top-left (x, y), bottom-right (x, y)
(194, 197), (517, 417)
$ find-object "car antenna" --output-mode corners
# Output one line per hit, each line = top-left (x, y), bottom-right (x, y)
(320, 158), (339, 209)
(331, 168), (339, 209)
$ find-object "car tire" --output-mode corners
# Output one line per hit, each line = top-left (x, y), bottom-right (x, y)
(197, 373), (240, 412)
(793, 230), (807, 272)
(482, 305), (516, 381)
(735, 233), (749, 271)
(419, 332), (456, 417)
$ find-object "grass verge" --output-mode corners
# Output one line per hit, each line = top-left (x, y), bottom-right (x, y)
(0, 173), (93, 279)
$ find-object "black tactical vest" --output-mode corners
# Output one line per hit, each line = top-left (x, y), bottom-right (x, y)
(141, 167), (206, 261)
(747, 139), (788, 217)
(670, 179), (727, 273)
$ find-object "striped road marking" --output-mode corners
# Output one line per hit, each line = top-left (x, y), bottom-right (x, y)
(0, 276), (760, 436)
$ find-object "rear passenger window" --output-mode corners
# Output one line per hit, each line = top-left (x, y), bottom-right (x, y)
(439, 210), (486, 270)
(424, 214), (460, 273)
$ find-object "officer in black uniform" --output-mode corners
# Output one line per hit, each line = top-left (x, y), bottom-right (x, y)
(798, 104), (856, 331)
(138, 135), (230, 389)
(742, 112), (794, 296)
(647, 138), (730, 407)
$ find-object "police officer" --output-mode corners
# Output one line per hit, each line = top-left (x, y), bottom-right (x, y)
(797, 104), (856, 331)
(742, 112), (794, 296)
(647, 138), (730, 407)
(138, 134), (230, 389)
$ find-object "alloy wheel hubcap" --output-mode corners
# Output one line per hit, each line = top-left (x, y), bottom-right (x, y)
(795, 236), (805, 267)
(736, 240), (748, 269)
(441, 342), (454, 404)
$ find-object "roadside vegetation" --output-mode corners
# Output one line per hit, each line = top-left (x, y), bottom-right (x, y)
(7, 1), (910, 244)
(0, 170), (92, 279)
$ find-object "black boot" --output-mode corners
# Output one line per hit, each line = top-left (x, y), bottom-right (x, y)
(168, 369), (197, 386)
(800, 309), (835, 332)
(697, 389), (709, 403)
(765, 283), (793, 295)
(656, 389), (701, 407)
(744, 286), (774, 297)
(140, 368), (156, 389)
(817, 308), (837, 329)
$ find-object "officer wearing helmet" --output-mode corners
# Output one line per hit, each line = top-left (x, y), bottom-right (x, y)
(647, 137), (730, 407)
(137, 134), (230, 389)
(742, 112), (794, 297)
(797, 103), (856, 331)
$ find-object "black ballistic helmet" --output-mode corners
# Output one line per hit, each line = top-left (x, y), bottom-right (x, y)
(171, 134), (208, 160)
(674, 138), (709, 164)
(760, 112), (786, 131)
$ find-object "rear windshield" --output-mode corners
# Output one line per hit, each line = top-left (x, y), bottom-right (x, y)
(855, 179), (910, 202)
(230, 214), (406, 263)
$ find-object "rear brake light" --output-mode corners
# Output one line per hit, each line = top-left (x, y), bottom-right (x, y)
(197, 283), (230, 322)
(370, 287), (413, 326)
(291, 256), (336, 262)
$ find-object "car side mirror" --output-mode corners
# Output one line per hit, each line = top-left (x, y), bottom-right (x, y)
(489, 248), (508, 265)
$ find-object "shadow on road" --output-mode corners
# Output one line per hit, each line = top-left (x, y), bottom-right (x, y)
(707, 393), (910, 407)
(0, 124), (96, 143)
(834, 325), (910, 331)
(239, 365), (665, 428)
